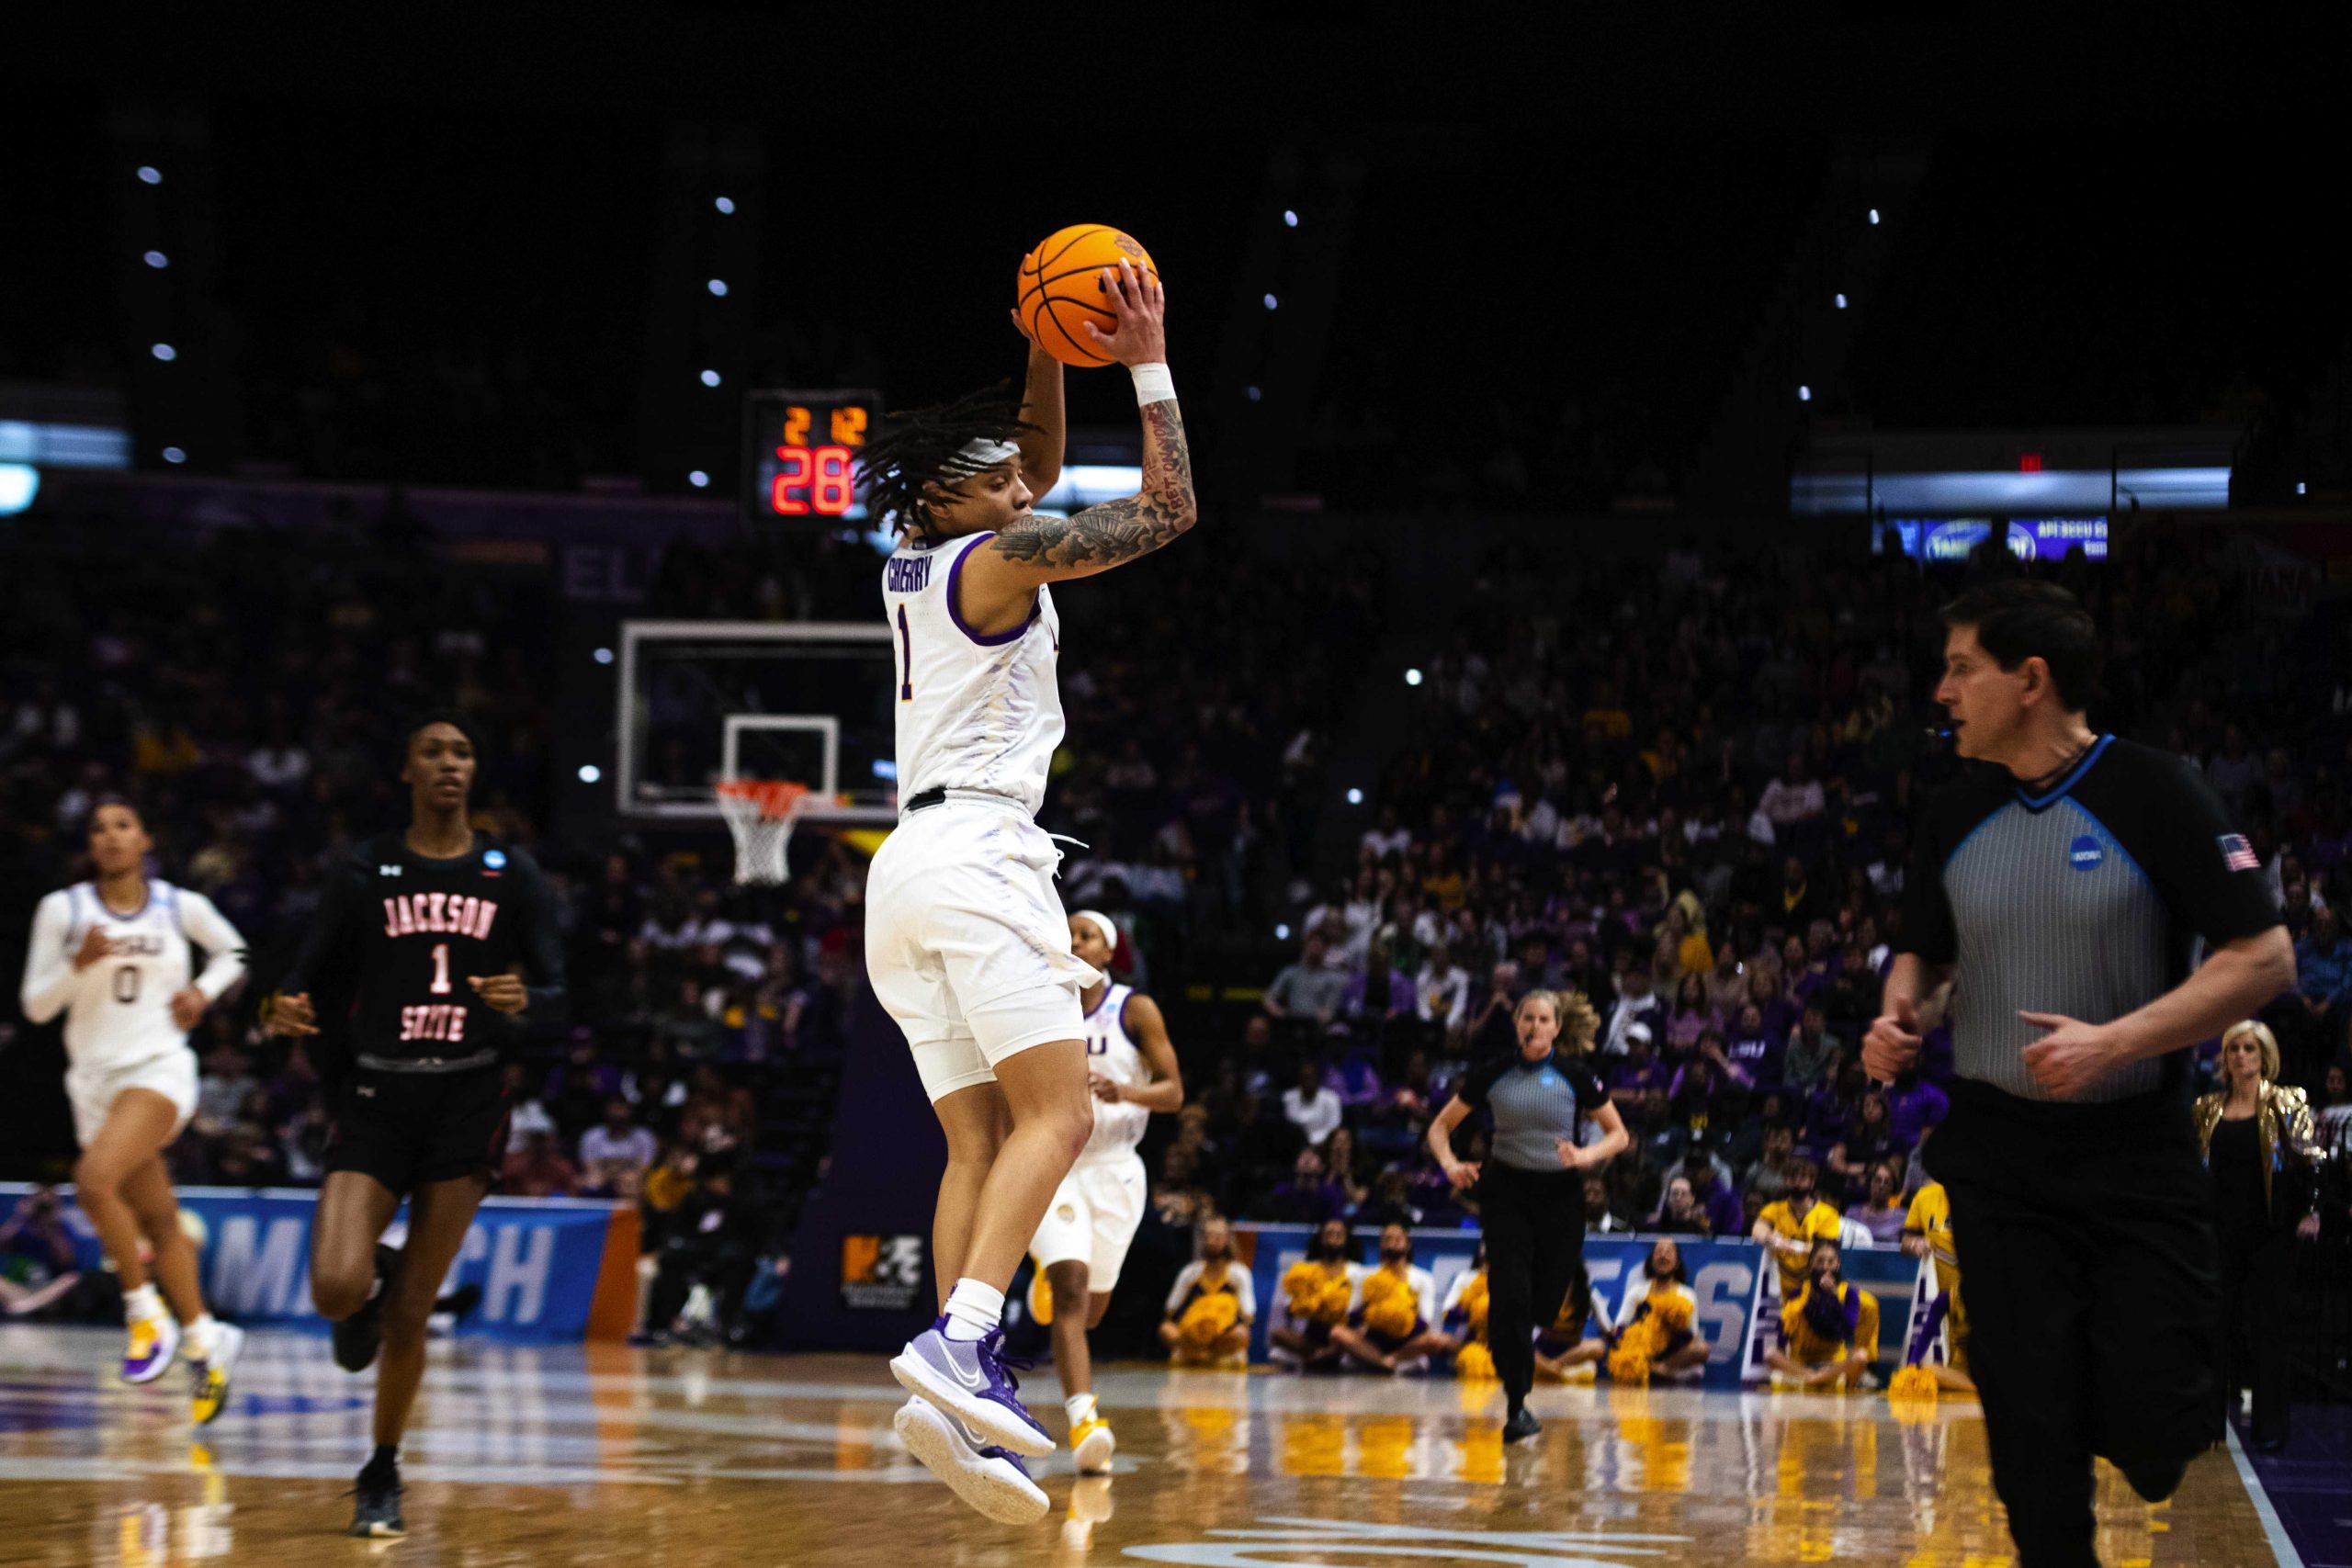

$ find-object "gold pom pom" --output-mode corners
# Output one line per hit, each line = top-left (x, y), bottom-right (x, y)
(1887, 1365), (1939, 1402)
(1181, 1292), (1240, 1345)
(1364, 1294), (1419, 1340)
(1454, 1341), (1497, 1381)
(1607, 1344), (1653, 1384)
(1653, 1293), (1693, 1334)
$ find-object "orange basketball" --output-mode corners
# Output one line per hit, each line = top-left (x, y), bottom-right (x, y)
(1016, 224), (1159, 368)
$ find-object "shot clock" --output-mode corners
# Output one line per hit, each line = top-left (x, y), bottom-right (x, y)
(742, 389), (877, 525)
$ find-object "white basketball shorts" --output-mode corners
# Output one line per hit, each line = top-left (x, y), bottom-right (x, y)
(66, 1048), (198, 1148)
(1028, 1153), (1148, 1290)
(865, 797), (1099, 1103)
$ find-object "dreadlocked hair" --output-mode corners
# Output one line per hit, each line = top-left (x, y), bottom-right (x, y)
(856, 384), (1036, 546)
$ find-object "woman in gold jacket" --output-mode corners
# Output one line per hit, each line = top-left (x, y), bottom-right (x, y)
(2194, 1021), (2325, 1451)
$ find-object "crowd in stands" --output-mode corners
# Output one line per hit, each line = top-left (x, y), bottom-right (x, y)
(9, 509), (2352, 1352)
(1140, 525), (2352, 1270)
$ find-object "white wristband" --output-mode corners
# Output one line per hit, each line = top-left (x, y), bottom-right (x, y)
(1130, 362), (1175, 407)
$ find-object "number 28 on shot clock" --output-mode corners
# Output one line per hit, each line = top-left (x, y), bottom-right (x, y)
(743, 388), (877, 523)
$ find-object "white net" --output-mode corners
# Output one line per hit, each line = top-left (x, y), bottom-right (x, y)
(716, 780), (808, 886)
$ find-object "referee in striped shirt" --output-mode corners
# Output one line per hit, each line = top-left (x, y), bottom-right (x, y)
(1865, 580), (2293, 1568)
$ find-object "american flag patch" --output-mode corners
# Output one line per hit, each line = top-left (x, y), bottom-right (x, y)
(2218, 833), (2260, 873)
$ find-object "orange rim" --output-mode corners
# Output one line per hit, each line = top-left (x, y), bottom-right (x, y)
(715, 779), (810, 820)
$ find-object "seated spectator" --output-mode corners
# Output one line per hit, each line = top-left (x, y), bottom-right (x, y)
(502, 1130), (582, 1197)
(0, 1187), (83, 1318)
(1606, 1025), (1671, 1107)
(1765, 1238), (1879, 1389)
(1321, 1048), (1386, 1114)
(1340, 935), (1415, 1043)
(579, 1099), (660, 1198)
(1323, 1128), (1370, 1211)
(1758, 753), (1826, 834)
(2293, 907), (2351, 1062)
(1281, 1060), (1344, 1148)
(1681, 1152), (1744, 1238)
(1744, 1123), (1804, 1207)
(1719, 1010), (1782, 1089)
(1880, 1070), (1950, 1150)
(1414, 942), (1472, 1045)
(1802, 1063), (1870, 1157)
(1743, 962), (1797, 1045)
(1782, 1005), (1843, 1096)
(1665, 975), (1718, 1051)
(1651, 1175), (1711, 1236)
(1826, 1091), (1905, 1201)
(1703, 946), (1748, 1019)
(1262, 931), (1347, 1032)
(1160, 1215), (1255, 1369)
(636, 1156), (760, 1348)
(1584, 1174), (1632, 1234)
(1725, 1089), (1795, 1173)
(1272, 1218), (1361, 1370)
(1752, 1157), (1841, 1300)
(1605, 1238), (1709, 1380)
(1844, 1157), (1907, 1246)
(1330, 1224), (1448, 1372)
(1258, 1146), (1348, 1224)
(502, 1061), (558, 1154)
(1352, 1165), (1425, 1228)
(1599, 965), (1667, 1057)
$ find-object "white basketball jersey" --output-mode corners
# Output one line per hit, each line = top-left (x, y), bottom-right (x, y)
(27, 882), (236, 1073)
(1079, 983), (1152, 1165)
(883, 530), (1064, 817)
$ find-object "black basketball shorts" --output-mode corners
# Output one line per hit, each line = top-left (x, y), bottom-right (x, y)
(325, 1064), (511, 1194)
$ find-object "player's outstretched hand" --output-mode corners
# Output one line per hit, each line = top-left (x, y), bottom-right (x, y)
(1080, 257), (1167, 366)
(264, 991), (317, 1037)
(469, 973), (528, 1014)
(71, 925), (116, 972)
(1861, 997), (1922, 1084)
(169, 987), (207, 1032)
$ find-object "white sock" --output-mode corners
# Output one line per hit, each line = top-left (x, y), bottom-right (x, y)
(1065, 1393), (1097, 1429)
(183, 1314), (221, 1361)
(123, 1284), (164, 1325)
(941, 1279), (1005, 1343)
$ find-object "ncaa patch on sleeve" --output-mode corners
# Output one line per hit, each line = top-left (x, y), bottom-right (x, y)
(2217, 833), (2259, 873)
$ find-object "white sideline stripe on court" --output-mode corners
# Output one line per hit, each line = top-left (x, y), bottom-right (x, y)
(2223, 1424), (2304, 1568)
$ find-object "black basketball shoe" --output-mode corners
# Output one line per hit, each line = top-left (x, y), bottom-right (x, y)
(348, 1450), (405, 1539)
(1502, 1404), (1542, 1444)
(333, 1245), (403, 1374)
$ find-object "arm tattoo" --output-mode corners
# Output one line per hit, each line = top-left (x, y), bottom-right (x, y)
(989, 400), (1196, 570)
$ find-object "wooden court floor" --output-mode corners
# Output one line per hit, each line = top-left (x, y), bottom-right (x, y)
(0, 1325), (2290, 1565)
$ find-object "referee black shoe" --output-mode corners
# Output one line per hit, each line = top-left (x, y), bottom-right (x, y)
(333, 1245), (404, 1374)
(1502, 1405), (1542, 1444)
(347, 1450), (405, 1538)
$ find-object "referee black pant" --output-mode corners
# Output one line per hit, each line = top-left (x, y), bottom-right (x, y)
(2216, 1220), (2294, 1448)
(1476, 1162), (1585, 1408)
(1928, 1081), (2220, 1568)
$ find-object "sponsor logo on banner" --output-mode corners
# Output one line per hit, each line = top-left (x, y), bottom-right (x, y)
(841, 1233), (926, 1311)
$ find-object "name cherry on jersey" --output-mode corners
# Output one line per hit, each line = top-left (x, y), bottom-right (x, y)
(380, 891), (501, 942)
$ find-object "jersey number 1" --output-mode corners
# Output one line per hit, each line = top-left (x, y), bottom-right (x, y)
(896, 604), (914, 701)
(429, 942), (451, 996)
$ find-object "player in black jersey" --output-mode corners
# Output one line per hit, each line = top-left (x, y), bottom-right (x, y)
(262, 714), (565, 1538)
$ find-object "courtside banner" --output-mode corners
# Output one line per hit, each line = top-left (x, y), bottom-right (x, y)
(0, 1183), (639, 1343)
(1232, 1224), (1921, 1389)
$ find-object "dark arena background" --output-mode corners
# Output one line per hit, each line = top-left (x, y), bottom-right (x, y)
(3, 14), (2348, 1566)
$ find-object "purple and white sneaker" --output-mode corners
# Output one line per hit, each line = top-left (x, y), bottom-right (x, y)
(121, 1314), (180, 1385)
(888, 1317), (1054, 1458)
(893, 1397), (1049, 1524)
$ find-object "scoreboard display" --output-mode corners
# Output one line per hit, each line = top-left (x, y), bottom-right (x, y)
(742, 388), (877, 525)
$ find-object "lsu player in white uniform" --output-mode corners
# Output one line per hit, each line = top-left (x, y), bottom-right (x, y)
(863, 257), (1194, 1525)
(1027, 909), (1182, 1476)
(16, 797), (249, 1421)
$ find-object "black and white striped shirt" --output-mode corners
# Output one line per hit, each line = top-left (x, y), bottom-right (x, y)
(1902, 736), (2280, 1103)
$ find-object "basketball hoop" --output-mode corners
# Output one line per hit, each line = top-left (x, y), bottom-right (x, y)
(716, 779), (810, 886)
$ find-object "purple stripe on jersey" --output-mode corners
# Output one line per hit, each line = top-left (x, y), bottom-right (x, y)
(944, 532), (1036, 648)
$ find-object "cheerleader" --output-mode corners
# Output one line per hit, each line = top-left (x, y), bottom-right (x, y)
(1604, 1238), (1708, 1381)
(1159, 1215), (1255, 1368)
(1766, 1237), (1880, 1389)
(1272, 1218), (1361, 1371)
(1329, 1223), (1449, 1372)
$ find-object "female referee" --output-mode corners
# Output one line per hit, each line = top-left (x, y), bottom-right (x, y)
(263, 714), (566, 1537)
(1427, 988), (1628, 1442)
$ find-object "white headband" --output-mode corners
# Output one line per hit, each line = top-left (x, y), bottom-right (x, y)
(955, 437), (1022, 471)
(1073, 909), (1119, 952)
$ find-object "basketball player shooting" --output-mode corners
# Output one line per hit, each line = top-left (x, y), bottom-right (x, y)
(859, 255), (1193, 1524)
